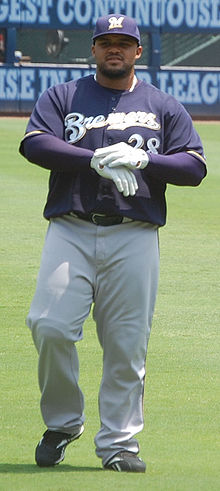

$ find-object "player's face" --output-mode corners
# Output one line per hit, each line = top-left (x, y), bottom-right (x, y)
(92, 34), (142, 79)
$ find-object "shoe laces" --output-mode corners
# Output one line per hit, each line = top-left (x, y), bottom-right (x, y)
(42, 430), (72, 446)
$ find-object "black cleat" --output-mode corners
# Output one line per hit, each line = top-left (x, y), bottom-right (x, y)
(104, 451), (146, 473)
(104, 451), (146, 472)
(35, 425), (84, 467)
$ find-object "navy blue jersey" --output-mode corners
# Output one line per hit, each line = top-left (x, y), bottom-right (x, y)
(21, 75), (205, 225)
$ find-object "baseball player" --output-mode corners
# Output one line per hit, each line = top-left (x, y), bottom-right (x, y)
(19, 14), (206, 473)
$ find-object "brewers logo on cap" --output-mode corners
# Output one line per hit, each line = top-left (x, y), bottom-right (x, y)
(92, 14), (141, 45)
(108, 16), (124, 30)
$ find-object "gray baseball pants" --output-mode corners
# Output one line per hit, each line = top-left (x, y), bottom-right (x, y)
(26, 214), (159, 465)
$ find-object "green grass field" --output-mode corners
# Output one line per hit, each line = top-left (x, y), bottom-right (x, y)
(0, 118), (219, 490)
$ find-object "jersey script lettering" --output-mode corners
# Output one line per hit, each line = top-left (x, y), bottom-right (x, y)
(65, 111), (161, 144)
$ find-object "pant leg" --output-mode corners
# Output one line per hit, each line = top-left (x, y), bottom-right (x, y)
(27, 215), (95, 433)
(93, 221), (159, 464)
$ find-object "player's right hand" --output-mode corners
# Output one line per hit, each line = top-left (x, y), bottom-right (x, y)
(90, 155), (138, 197)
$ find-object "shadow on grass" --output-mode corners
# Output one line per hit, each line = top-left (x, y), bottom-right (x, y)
(0, 464), (103, 473)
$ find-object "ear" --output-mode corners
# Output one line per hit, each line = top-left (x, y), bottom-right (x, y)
(91, 44), (95, 57)
(135, 45), (143, 60)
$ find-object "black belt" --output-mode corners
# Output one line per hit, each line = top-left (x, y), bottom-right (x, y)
(70, 212), (133, 226)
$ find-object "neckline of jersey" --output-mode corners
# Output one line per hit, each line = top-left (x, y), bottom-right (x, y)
(93, 74), (138, 93)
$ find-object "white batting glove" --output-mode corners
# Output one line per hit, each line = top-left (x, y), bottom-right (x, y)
(90, 155), (138, 197)
(111, 166), (138, 197)
(94, 142), (149, 170)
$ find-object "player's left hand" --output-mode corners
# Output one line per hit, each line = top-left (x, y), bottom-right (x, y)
(94, 142), (149, 170)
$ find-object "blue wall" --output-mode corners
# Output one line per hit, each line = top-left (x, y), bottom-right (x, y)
(1, 65), (220, 116)
(1, 0), (220, 31)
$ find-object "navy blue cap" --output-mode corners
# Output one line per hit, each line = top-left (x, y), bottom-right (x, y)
(93, 14), (141, 44)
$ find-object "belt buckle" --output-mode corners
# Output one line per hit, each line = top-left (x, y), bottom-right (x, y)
(91, 213), (106, 225)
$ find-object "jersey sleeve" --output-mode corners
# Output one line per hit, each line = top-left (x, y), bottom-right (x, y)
(23, 83), (72, 140)
(19, 81), (94, 173)
(163, 96), (205, 163)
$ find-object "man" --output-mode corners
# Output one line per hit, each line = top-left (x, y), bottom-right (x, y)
(19, 14), (206, 473)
